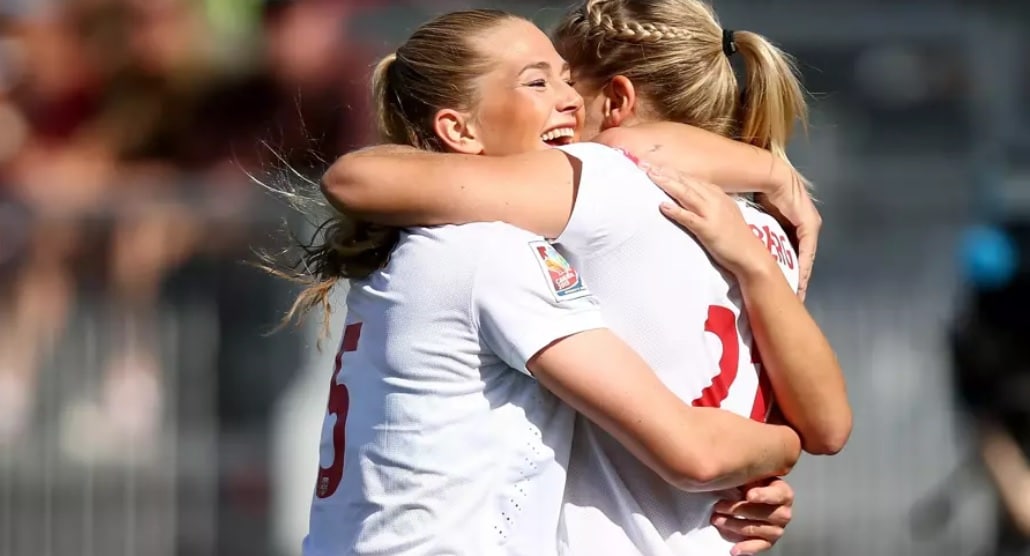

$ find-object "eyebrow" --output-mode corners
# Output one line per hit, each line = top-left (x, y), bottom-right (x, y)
(519, 61), (570, 76)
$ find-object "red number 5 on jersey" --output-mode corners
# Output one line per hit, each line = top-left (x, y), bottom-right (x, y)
(692, 306), (773, 422)
(316, 322), (362, 499)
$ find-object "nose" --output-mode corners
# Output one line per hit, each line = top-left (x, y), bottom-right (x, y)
(557, 81), (584, 115)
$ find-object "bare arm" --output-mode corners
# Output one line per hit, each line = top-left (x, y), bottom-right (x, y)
(321, 125), (797, 237)
(980, 422), (1030, 536)
(593, 123), (797, 196)
(322, 145), (579, 237)
(596, 123), (822, 300)
(736, 263), (851, 454)
(529, 329), (802, 491)
(650, 172), (851, 455)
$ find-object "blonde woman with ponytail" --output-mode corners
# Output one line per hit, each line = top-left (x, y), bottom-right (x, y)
(293, 9), (808, 556)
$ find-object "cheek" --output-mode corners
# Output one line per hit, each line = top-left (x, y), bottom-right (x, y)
(476, 92), (547, 154)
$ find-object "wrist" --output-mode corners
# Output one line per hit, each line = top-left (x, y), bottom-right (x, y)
(764, 155), (796, 196)
(732, 252), (779, 285)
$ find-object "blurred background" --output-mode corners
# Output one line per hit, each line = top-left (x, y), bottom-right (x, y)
(0, 0), (1027, 555)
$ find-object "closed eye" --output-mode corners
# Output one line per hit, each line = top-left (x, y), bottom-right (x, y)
(526, 79), (547, 88)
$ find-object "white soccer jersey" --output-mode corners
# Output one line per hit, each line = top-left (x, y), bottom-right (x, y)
(302, 222), (605, 556)
(552, 143), (800, 556)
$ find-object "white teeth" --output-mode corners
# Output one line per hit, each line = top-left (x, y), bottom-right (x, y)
(541, 128), (574, 142)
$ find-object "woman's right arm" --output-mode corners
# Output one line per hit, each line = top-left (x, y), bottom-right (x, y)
(322, 145), (579, 238)
(323, 124), (806, 239)
(528, 328), (801, 491)
(475, 228), (801, 492)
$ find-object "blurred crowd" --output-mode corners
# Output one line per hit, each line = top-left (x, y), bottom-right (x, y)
(0, 0), (379, 453)
(0, 1), (1027, 554)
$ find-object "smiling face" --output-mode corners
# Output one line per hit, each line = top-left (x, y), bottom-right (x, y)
(449, 18), (584, 156)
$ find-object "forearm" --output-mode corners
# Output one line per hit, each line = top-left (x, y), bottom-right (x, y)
(321, 145), (575, 236)
(594, 122), (796, 195)
(321, 145), (477, 223)
(671, 407), (801, 492)
(737, 262), (852, 455)
(530, 329), (800, 494)
(981, 425), (1030, 535)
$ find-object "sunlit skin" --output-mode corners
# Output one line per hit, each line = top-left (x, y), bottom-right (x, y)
(418, 18), (802, 555)
(435, 18), (584, 156)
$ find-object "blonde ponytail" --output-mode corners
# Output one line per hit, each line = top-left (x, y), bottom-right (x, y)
(732, 30), (807, 162)
(371, 52), (415, 146)
(261, 10), (519, 336)
(554, 0), (809, 176)
(254, 171), (399, 339)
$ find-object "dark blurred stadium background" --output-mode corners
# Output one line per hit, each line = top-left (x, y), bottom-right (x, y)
(0, 1), (1028, 555)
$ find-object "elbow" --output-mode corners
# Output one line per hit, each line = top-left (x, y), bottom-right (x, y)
(663, 455), (727, 493)
(640, 440), (726, 492)
(801, 412), (853, 456)
(658, 426), (803, 491)
(660, 450), (769, 493)
(321, 155), (372, 215)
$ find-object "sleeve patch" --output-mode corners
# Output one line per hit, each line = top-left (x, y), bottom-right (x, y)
(528, 240), (590, 302)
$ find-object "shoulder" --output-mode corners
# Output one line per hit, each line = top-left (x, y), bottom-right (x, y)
(557, 143), (640, 172)
(415, 222), (539, 244)
(400, 223), (542, 267)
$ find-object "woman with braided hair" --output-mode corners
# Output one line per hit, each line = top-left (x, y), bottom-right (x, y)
(555, 0), (804, 161)
(300, 2), (849, 554)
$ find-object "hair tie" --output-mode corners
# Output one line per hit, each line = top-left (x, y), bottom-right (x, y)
(722, 29), (738, 57)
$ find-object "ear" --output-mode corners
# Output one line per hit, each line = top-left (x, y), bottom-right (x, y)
(603, 75), (638, 128)
(432, 108), (483, 154)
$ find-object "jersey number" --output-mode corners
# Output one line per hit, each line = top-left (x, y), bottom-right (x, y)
(691, 306), (773, 421)
(316, 322), (362, 499)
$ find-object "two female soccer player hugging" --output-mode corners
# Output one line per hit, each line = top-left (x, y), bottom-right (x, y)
(267, 1), (851, 554)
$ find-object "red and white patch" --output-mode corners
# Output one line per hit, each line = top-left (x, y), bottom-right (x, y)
(528, 240), (590, 302)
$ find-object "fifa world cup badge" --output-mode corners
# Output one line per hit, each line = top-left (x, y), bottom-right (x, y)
(528, 240), (590, 302)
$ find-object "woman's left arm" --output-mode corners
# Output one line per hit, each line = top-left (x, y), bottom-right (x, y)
(595, 122), (821, 300)
(648, 169), (851, 455)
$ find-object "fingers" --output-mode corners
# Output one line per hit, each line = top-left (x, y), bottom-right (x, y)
(712, 515), (785, 544)
(647, 169), (704, 211)
(730, 539), (773, 556)
(712, 501), (792, 526)
(745, 478), (794, 505)
(795, 231), (817, 302)
(658, 202), (701, 232)
(713, 527), (775, 555)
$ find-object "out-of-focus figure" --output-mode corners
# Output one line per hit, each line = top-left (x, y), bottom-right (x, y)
(951, 220), (1030, 556)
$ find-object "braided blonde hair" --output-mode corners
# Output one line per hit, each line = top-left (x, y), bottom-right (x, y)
(554, 0), (807, 164)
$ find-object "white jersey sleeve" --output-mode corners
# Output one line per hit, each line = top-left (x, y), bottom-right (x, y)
(472, 226), (606, 374)
(555, 142), (655, 255)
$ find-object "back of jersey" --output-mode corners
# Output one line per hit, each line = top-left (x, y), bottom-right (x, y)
(303, 222), (604, 556)
(553, 144), (800, 556)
